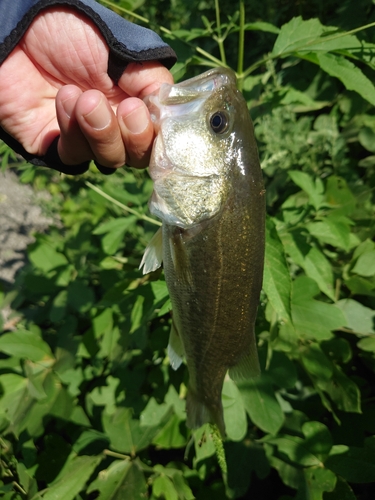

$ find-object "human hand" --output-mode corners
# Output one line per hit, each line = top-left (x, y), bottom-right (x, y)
(0, 7), (174, 170)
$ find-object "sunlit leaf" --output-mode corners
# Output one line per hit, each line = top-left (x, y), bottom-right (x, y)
(317, 53), (375, 106)
(0, 330), (53, 362)
(88, 459), (147, 500)
(263, 217), (292, 321)
(42, 455), (102, 500)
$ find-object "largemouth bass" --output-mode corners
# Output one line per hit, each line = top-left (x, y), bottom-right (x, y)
(141, 68), (265, 437)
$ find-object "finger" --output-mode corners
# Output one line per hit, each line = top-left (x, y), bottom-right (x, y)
(75, 90), (126, 169)
(118, 61), (174, 99)
(56, 85), (93, 165)
(117, 98), (154, 169)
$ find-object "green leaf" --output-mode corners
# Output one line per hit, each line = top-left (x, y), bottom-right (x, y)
(316, 365), (361, 413)
(268, 454), (303, 489)
(358, 126), (375, 153)
(288, 171), (324, 210)
(130, 294), (145, 333)
(265, 434), (322, 466)
(193, 424), (216, 464)
(268, 351), (298, 389)
(225, 441), (269, 498)
(245, 21), (280, 34)
(222, 378), (247, 442)
(317, 53), (375, 106)
(28, 242), (68, 273)
(263, 217), (292, 321)
(303, 467), (336, 500)
(88, 459), (147, 500)
(324, 476), (357, 500)
(67, 281), (95, 313)
(336, 299), (375, 335)
(140, 397), (172, 428)
(291, 277), (346, 341)
(357, 337), (375, 352)
(303, 246), (335, 300)
(93, 309), (114, 337)
(152, 414), (187, 449)
(42, 455), (102, 500)
(301, 344), (333, 381)
(94, 216), (137, 254)
(306, 216), (353, 251)
(0, 330), (53, 362)
(278, 229), (335, 299)
(351, 250), (375, 277)
(325, 176), (356, 217)
(102, 407), (170, 456)
(272, 17), (324, 56)
(302, 421), (333, 459)
(153, 475), (179, 500)
(238, 374), (284, 435)
(325, 438), (375, 483)
(49, 290), (68, 323)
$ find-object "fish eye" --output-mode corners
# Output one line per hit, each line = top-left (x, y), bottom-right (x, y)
(209, 111), (229, 134)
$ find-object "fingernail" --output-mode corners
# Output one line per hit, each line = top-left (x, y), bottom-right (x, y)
(123, 106), (149, 134)
(61, 96), (76, 119)
(83, 98), (111, 130)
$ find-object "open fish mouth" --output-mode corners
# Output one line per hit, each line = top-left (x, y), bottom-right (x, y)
(144, 67), (237, 131)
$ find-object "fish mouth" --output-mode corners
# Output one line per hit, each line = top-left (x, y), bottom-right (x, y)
(143, 67), (237, 131)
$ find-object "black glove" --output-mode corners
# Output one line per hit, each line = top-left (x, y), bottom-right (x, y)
(0, 0), (177, 175)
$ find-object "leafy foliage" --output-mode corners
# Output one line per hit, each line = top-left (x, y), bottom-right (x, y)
(1, 0), (375, 498)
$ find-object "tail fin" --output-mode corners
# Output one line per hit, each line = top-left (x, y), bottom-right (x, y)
(186, 389), (226, 438)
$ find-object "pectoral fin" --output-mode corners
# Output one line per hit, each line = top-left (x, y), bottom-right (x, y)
(139, 227), (163, 275)
(168, 320), (185, 370)
(228, 331), (260, 382)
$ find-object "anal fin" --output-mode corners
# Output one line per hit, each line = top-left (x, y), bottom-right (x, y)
(139, 227), (163, 275)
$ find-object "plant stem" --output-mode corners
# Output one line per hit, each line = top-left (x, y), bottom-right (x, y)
(215, 0), (226, 65)
(13, 481), (27, 495)
(237, 0), (245, 90)
(104, 449), (131, 460)
(85, 181), (161, 227)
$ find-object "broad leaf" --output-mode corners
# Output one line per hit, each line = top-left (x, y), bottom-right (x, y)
(325, 438), (375, 483)
(272, 17), (325, 56)
(317, 53), (375, 106)
(0, 330), (53, 362)
(222, 378), (247, 442)
(238, 375), (284, 435)
(88, 459), (147, 500)
(42, 455), (102, 500)
(263, 217), (292, 321)
(291, 277), (346, 341)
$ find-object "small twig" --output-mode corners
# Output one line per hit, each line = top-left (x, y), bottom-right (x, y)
(85, 181), (161, 227)
(103, 449), (131, 460)
(215, 0), (227, 65)
(13, 481), (27, 495)
(237, 0), (245, 90)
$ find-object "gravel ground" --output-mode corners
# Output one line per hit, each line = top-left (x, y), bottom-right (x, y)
(0, 169), (53, 286)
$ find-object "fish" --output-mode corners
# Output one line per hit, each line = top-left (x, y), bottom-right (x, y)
(140, 67), (265, 437)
